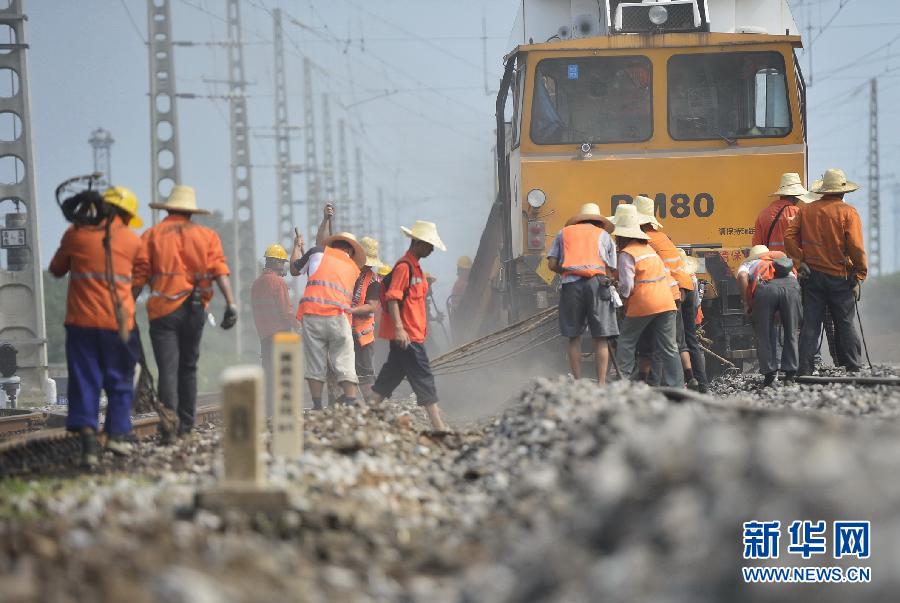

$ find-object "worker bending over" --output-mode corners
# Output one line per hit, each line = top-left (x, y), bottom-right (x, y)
(370, 221), (449, 431)
(785, 168), (867, 375)
(136, 185), (236, 443)
(547, 202), (618, 384)
(49, 187), (148, 467)
(737, 245), (801, 387)
(291, 227), (364, 409)
(351, 237), (383, 402)
(611, 204), (682, 387)
(251, 244), (296, 416)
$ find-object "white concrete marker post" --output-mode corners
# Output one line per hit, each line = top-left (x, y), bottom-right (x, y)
(271, 332), (304, 459)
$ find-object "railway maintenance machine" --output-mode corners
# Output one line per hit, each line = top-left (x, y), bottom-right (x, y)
(459, 0), (806, 374)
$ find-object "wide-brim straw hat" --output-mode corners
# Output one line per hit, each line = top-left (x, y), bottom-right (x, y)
(401, 220), (447, 251)
(771, 172), (810, 198)
(810, 168), (859, 195)
(632, 195), (662, 229)
(798, 191), (823, 204)
(148, 185), (211, 215)
(359, 236), (382, 268)
(748, 244), (770, 261)
(566, 202), (614, 233)
(678, 248), (699, 275)
(324, 232), (366, 269)
(610, 204), (650, 240)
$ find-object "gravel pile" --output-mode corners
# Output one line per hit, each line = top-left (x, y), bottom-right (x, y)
(2, 376), (899, 602)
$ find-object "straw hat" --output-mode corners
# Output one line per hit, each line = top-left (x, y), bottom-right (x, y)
(610, 204), (649, 240)
(359, 236), (382, 268)
(771, 172), (810, 198)
(401, 220), (447, 251)
(748, 244), (770, 261)
(148, 185), (211, 215)
(810, 168), (859, 195)
(678, 248), (699, 275)
(633, 195), (662, 229)
(566, 202), (613, 233)
(324, 231), (366, 268)
(798, 190), (823, 204)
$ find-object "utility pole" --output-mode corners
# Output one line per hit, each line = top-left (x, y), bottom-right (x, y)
(354, 146), (364, 235)
(88, 128), (114, 190)
(321, 93), (336, 218)
(272, 8), (294, 250)
(0, 0), (51, 402)
(868, 77), (880, 277)
(226, 0), (257, 360)
(805, 3), (813, 86)
(303, 57), (319, 239)
(148, 0), (182, 224)
(337, 119), (351, 232)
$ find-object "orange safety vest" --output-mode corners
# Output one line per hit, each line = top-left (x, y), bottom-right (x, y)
(622, 242), (677, 317)
(560, 223), (607, 278)
(746, 251), (788, 307)
(297, 246), (360, 319)
(647, 229), (692, 297)
(351, 268), (378, 346)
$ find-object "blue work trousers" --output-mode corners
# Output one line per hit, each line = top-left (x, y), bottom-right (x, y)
(65, 325), (139, 435)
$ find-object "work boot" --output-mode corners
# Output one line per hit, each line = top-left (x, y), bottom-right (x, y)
(106, 433), (136, 456)
(761, 373), (777, 388)
(698, 382), (709, 394)
(312, 398), (326, 411)
(80, 429), (99, 469)
(782, 371), (797, 385)
(158, 430), (177, 446)
(686, 378), (700, 391)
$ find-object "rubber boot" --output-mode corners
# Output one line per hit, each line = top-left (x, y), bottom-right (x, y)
(80, 429), (99, 469)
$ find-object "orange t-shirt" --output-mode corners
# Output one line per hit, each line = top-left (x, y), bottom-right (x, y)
(49, 220), (148, 331)
(136, 214), (230, 320)
(752, 198), (799, 252)
(378, 252), (429, 344)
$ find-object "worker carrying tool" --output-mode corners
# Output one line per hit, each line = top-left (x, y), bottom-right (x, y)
(370, 220), (449, 431)
(611, 204), (682, 387)
(351, 237), (384, 402)
(547, 202), (617, 384)
(736, 245), (801, 387)
(251, 243), (296, 416)
(134, 185), (236, 444)
(290, 219), (364, 410)
(49, 183), (149, 468)
(785, 168), (868, 376)
(633, 195), (704, 390)
(753, 173), (820, 253)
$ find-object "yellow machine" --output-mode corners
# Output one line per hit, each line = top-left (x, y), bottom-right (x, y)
(460, 0), (807, 371)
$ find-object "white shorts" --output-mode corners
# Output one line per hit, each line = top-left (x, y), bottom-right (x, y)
(300, 314), (358, 384)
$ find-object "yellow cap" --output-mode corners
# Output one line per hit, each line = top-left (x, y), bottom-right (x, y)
(264, 244), (289, 261)
(377, 264), (391, 277)
(102, 186), (142, 228)
(457, 255), (473, 269)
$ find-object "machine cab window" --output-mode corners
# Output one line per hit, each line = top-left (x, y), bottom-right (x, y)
(530, 56), (652, 145)
(668, 51), (791, 141)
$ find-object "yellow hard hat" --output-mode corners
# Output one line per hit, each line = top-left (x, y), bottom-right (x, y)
(377, 264), (391, 277)
(102, 186), (143, 228)
(457, 255), (473, 269)
(264, 244), (289, 261)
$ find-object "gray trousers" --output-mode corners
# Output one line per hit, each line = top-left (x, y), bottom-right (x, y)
(617, 311), (682, 387)
(799, 269), (862, 375)
(751, 277), (802, 375)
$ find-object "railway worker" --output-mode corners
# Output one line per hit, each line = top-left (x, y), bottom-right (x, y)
(448, 256), (472, 316)
(785, 168), (868, 375)
(547, 203), (618, 384)
(137, 185), (237, 444)
(736, 245), (801, 387)
(351, 237), (384, 402)
(633, 196), (704, 390)
(611, 204), (682, 387)
(290, 228), (364, 409)
(49, 186), (149, 467)
(251, 244), (296, 416)
(678, 248), (709, 393)
(752, 173), (819, 253)
(370, 221), (449, 432)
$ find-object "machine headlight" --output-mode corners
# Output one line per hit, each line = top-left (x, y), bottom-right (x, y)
(648, 5), (669, 25)
(527, 188), (546, 209)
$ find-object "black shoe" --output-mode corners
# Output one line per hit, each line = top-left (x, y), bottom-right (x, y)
(762, 373), (777, 388)
(80, 429), (99, 469)
(312, 399), (326, 411)
(781, 371), (797, 384)
(845, 365), (862, 374)
(698, 383), (709, 394)
(158, 430), (177, 446)
(337, 395), (357, 407)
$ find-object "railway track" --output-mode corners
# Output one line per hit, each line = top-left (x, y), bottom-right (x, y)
(0, 394), (220, 477)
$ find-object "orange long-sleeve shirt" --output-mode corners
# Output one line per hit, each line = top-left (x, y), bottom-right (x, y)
(752, 198), (800, 252)
(378, 252), (429, 344)
(784, 196), (867, 281)
(49, 220), (148, 330)
(136, 214), (230, 320)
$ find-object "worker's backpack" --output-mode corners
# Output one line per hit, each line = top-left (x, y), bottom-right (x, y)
(379, 259), (415, 307)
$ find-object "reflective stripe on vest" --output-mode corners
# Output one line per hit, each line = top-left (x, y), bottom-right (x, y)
(648, 229), (693, 292)
(560, 223), (607, 278)
(71, 271), (132, 284)
(352, 269), (377, 346)
(297, 246), (360, 319)
(623, 243), (677, 317)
